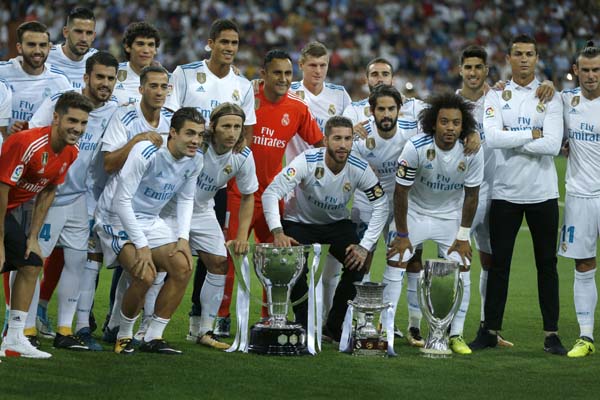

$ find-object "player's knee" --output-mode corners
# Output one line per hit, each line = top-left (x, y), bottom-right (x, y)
(575, 258), (596, 273)
(208, 257), (228, 275)
(18, 265), (41, 281)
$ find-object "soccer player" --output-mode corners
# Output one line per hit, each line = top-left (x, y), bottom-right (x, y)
(113, 22), (162, 107)
(0, 21), (71, 132)
(470, 34), (566, 355)
(0, 78), (10, 144)
(28, 51), (119, 351)
(100, 65), (173, 342)
(94, 107), (203, 355)
(0, 91), (93, 359)
(387, 93), (484, 355)
(174, 103), (257, 349)
(214, 50), (322, 335)
(47, 7), (97, 89)
(262, 116), (388, 342)
(558, 43), (600, 358)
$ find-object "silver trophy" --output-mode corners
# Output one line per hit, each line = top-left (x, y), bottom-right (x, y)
(348, 282), (391, 356)
(418, 259), (464, 358)
(248, 243), (312, 355)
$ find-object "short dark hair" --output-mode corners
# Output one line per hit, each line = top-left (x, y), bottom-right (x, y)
(324, 115), (353, 136)
(576, 40), (600, 66)
(139, 65), (168, 85)
(208, 102), (245, 147)
(299, 41), (328, 63)
(17, 21), (49, 43)
(419, 92), (476, 141)
(369, 84), (403, 110)
(209, 19), (239, 41)
(461, 45), (487, 64)
(171, 107), (205, 132)
(122, 22), (160, 60)
(54, 91), (94, 115)
(85, 51), (118, 75)
(508, 34), (537, 55)
(365, 57), (393, 76)
(67, 7), (95, 25)
(263, 49), (292, 69)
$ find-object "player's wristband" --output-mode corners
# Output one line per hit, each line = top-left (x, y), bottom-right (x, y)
(396, 231), (409, 238)
(456, 226), (470, 241)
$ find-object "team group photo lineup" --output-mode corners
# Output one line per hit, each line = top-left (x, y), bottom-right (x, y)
(1, 0), (600, 367)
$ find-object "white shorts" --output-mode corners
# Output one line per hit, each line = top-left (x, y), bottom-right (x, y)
(390, 209), (467, 265)
(558, 194), (600, 259)
(165, 208), (226, 257)
(94, 217), (176, 267)
(471, 197), (492, 254)
(39, 195), (89, 257)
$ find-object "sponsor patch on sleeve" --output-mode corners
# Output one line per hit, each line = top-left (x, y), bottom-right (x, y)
(10, 164), (24, 183)
(364, 183), (385, 202)
(484, 107), (495, 118)
(283, 167), (296, 181)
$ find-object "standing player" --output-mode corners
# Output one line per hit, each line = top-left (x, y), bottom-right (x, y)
(387, 93), (484, 355)
(47, 7), (97, 89)
(0, 92), (93, 359)
(213, 50), (322, 336)
(176, 103), (257, 349)
(470, 34), (566, 355)
(263, 116), (388, 342)
(94, 107), (204, 355)
(558, 43), (600, 358)
(28, 52), (119, 351)
(0, 78), (10, 144)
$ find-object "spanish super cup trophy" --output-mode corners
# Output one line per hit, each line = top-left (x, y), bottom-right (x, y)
(418, 259), (464, 358)
(348, 282), (391, 356)
(248, 244), (312, 355)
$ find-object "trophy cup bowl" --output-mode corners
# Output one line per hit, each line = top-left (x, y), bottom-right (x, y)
(348, 282), (390, 356)
(418, 259), (464, 358)
(248, 243), (312, 355)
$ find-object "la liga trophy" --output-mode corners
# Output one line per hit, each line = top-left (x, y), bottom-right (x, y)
(418, 259), (464, 358)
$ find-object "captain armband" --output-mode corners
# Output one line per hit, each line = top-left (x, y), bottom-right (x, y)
(395, 163), (416, 181)
(364, 183), (385, 202)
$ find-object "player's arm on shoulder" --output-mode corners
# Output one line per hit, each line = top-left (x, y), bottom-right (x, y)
(536, 80), (555, 104)
(104, 132), (162, 174)
(29, 96), (56, 128)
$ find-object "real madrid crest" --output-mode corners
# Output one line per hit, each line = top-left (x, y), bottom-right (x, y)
(571, 96), (580, 107)
(197, 72), (206, 84)
(343, 182), (352, 192)
(374, 185), (384, 198)
(314, 167), (324, 179)
(328, 104), (336, 116)
(281, 113), (290, 126)
(502, 90), (512, 101)
(536, 102), (546, 113)
(396, 165), (406, 178)
(232, 90), (240, 102)
(561, 242), (568, 252)
(41, 152), (49, 166)
(255, 97), (260, 110)
(364, 106), (371, 117)
(457, 161), (466, 172)
(427, 149), (436, 161)
(296, 90), (305, 100)
(117, 69), (127, 82)
(366, 137), (376, 150)
(224, 164), (233, 175)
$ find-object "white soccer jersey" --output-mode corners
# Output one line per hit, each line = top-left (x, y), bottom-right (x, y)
(30, 89), (118, 206)
(263, 147), (388, 250)
(47, 45), (98, 89)
(170, 60), (256, 126)
(112, 62), (141, 106)
(342, 96), (425, 126)
(396, 133), (484, 220)
(0, 78), (10, 149)
(0, 58), (71, 128)
(562, 87), (600, 197)
(101, 102), (173, 153)
(352, 116), (418, 212)
(483, 79), (563, 203)
(95, 141), (203, 248)
(285, 80), (351, 162)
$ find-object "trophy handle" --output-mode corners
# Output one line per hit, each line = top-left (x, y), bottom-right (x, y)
(417, 276), (436, 323)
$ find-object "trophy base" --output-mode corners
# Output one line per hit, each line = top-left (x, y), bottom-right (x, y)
(420, 347), (452, 358)
(351, 337), (388, 356)
(248, 324), (309, 356)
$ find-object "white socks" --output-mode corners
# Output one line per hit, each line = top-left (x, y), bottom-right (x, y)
(144, 315), (170, 342)
(143, 271), (167, 321)
(107, 271), (131, 330)
(117, 310), (138, 340)
(56, 248), (86, 332)
(6, 310), (27, 341)
(75, 260), (100, 332)
(450, 271), (471, 337)
(479, 269), (488, 322)
(25, 276), (40, 332)
(406, 272), (422, 329)
(574, 269), (597, 340)
(382, 266), (404, 324)
(322, 254), (342, 320)
(199, 272), (225, 336)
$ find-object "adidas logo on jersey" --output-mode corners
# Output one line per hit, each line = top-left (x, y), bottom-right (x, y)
(366, 152), (376, 158)
(424, 163), (433, 169)
(196, 86), (205, 92)
(312, 180), (322, 187)
(156, 171), (164, 178)
(116, 83), (124, 89)
(502, 104), (511, 110)
(569, 108), (578, 114)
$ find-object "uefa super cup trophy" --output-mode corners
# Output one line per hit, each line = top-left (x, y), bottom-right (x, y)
(348, 282), (391, 356)
(418, 259), (464, 358)
(248, 243), (312, 355)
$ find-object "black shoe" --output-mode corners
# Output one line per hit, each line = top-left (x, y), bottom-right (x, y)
(53, 333), (90, 351)
(322, 325), (341, 344)
(139, 339), (182, 355)
(26, 335), (41, 349)
(469, 326), (498, 350)
(89, 312), (97, 333)
(544, 334), (567, 356)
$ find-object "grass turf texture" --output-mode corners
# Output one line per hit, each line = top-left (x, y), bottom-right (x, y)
(1, 156), (599, 400)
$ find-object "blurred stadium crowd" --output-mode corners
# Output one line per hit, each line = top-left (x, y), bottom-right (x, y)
(0, 0), (598, 99)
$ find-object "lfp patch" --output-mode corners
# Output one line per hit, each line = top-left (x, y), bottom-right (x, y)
(485, 107), (494, 118)
(284, 167), (296, 180)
